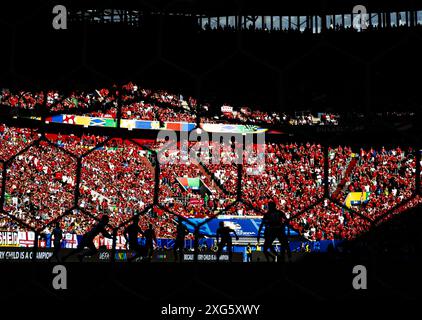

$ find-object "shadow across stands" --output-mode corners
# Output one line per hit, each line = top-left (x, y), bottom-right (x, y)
(0, 205), (421, 305)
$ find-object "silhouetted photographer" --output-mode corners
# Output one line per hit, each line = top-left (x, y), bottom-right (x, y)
(174, 217), (189, 262)
(124, 215), (147, 262)
(216, 221), (239, 262)
(49, 222), (63, 262)
(258, 201), (292, 263)
(62, 215), (112, 262)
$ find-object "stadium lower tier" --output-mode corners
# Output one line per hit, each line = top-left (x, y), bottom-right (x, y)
(0, 125), (421, 241)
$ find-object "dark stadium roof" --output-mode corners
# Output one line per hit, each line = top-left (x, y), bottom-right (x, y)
(0, 1), (421, 121)
(2, 0), (419, 18)
(60, 0), (422, 15)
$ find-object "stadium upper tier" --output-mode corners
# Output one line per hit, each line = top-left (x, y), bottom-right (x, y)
(0, 83), (415, 130)
(0, 83), (330, 126)
(0, 124), (420, 240)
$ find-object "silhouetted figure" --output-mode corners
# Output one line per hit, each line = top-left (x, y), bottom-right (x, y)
(216, 221), (239, 262)
(62, 215), (112, 262)
(143, 224), (157, 261)
(174, 217), (189, 262)
(49, 222), (63, 262)
(258, 202), (292, 263)
(246, 243), (253, 262)
(124, 215), (146, 262)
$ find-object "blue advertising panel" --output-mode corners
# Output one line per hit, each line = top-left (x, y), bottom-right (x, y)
(184, 217), (298, 237)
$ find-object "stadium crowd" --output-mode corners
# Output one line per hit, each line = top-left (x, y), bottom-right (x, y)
(0, 125), (40, 161)
(242, 142), (325, 215)
(46, 133), (108, 157)
(290, 199), (372, 241)
(78, 139), (155, 227)
(330, 146), (416, 220)
(122, 102), (159, 121)
(4, 82), (416, 130)
(152, 140), (235, 218)
(1, 83), (345, 126)
(0, 123), (420, 240)
(3, 141), (77, 230)
(0, 88), (44, 110)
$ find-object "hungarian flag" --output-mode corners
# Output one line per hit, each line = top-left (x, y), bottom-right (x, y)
(177, 177), (201, 191)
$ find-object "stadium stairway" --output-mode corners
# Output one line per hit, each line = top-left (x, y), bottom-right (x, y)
(332, 157), (358, 199)
(197, 161), (231, 195)
(141, 154), (157, 174)
(192, 161), (229, 195)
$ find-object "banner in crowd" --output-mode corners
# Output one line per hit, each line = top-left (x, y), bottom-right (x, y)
(0, 231), (36, 247)
(221, 105), (233, 113)
(177, 177), (201, 191)
(345, 192), (370, 208)
(93, 235), (126, 250)
(121, 120), (196, 131)
(200, 123), (268, 134)
(0, 231), (127, 249)
(45, 115), (117, 127)
(189, 198), (204, 205)
(177, 178), (212, 196)
(62, 233), (78, 248)
(184, 216), (298, 238)
(41, 114), (269, 134)
(0, 231), (19, 247)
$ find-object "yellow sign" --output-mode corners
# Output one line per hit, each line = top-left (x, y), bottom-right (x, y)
(0, 231), (19, 247)
(345, 192), (370, 208)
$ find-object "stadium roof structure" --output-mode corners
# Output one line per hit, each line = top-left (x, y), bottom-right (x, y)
(2, 0), (421, 22)
(54, 0), (422, 15)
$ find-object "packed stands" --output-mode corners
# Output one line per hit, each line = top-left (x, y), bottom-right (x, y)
(0, 125), (40, 161)
(0, 100), (419, 240)
(122, 102), (160, 121)
(4, 141), (77, 230)
(329, 146), (416, 221)
(2, 83), (418, 129)
(242, 142), (324, 214)
(78, 139), (155, 227)
(46, 133), (108, 157)
(0, 89), (44, 110)
(151, 140), (235, 219)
